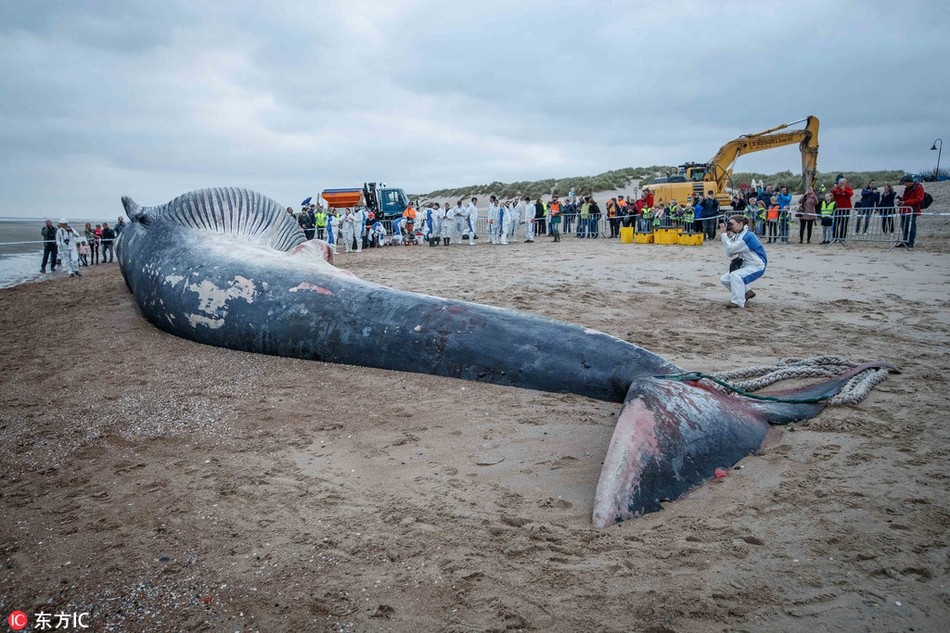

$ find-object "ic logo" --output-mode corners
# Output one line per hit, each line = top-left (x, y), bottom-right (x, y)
(7, 611), (28, 631)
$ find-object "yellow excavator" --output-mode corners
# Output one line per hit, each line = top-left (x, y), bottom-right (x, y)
(643, 116), (819, 208)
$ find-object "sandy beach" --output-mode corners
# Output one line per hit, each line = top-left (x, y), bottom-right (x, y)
(1, 208), (949, 632)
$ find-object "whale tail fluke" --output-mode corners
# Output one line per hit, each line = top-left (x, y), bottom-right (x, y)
(592, 362), (896, 528)
(746, 361), (898, 424)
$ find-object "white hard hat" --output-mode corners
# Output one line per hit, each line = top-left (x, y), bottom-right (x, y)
(59, 217), (69, 224)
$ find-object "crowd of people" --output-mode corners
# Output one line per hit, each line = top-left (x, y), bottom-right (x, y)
(286, 175), (928, 256)
(40, 175), (928, 279)
(727, 176), (926, 247)
(31, 174), (929, 313)
(288, 191), (677, 252)
(40, 217), (126, 277)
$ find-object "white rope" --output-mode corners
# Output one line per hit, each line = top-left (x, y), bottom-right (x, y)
(710, 355), (888, 406)
(830, 368), (890, 405)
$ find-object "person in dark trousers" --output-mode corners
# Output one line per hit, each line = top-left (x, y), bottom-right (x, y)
(589, 198), (601, 238)
(798, 187), (819, 244)
(298, 206), (316, 240)
(896, 175), (926, 248)
(831, 178), (854, 240)
(534, 199), (546, 235)
(856, 180), (880, 234)
(100, 223), (117, 263)
(879, 183), (897, 234)
(40, 219), (58, 273)
(703, 190), (720, 240)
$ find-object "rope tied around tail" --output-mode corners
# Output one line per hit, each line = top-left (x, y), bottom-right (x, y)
(708, 355), (889, 405)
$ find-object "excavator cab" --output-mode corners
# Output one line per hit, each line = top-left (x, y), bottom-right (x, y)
(686, 164), (708, 181)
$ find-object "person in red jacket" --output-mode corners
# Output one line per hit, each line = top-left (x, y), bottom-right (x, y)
(830, 178), (854, 241)
(896, 175), (926, 248)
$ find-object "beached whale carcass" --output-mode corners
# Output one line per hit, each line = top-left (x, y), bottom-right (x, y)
(116, 187), (891, 527)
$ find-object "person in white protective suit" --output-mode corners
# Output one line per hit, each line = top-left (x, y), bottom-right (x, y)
(324, 209), (338, 254)
(523, 196), (535, 242)
(508, 199), (521, 241)
(719, 215), (767, 308)
(431, 202), (445, 245)
(442, 203), (454, 245)
(56, 218), (81, 277)
(487, 196), (500, 244)
(390, 216), (405, 245)
(465, 198), (479, 245)
(340, 208), (356, 253)
(452, 200), (465, 244)
(493, 197), (510, 245)
(351, 206), (366, 252)
(369, 220), (387, 246)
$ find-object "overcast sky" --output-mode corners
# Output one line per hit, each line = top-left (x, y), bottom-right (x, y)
(1, 0), (947, 218)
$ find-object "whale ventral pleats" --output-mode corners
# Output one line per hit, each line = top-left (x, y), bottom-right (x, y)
(159, 187), (307, 252)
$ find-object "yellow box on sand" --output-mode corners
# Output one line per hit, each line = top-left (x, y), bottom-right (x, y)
(620, 227), (634, 243)
(633, 232), (653, 244)
(654, 228), (681, 245)
(678, 232), (704, 246)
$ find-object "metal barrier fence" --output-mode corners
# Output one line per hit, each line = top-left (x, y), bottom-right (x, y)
(617, 206), (923, 247)
(724, 206), (911, 247)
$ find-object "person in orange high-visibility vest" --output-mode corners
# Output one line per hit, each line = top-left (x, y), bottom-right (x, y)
(549, 196), (562, 242)
(618, 195), (630, 227)
(403, 204), (417, 233)
(765, 195), (780, 243)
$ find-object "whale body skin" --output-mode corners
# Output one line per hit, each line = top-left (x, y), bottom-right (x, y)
(117, 187), (890, 527)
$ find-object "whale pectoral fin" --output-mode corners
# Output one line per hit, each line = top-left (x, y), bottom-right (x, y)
(592, 377), (770, 528)
(121, 196), (151, 225)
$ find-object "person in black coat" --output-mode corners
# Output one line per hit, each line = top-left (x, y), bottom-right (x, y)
(40, 219), (58, 273)
(703, 191), (720, 240)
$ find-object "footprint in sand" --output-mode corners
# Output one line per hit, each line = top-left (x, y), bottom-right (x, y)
(812, 444), (841, 460)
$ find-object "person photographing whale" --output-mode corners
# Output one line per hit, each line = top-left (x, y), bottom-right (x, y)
(719, 215), (766, 308)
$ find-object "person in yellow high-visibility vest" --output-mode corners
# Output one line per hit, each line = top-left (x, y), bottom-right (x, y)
(819, 193), (836, 244)
(314, 209), (328, 240)
(639, 205), (652, 232)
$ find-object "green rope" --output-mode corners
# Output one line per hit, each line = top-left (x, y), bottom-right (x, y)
(653, 372), (833, 404)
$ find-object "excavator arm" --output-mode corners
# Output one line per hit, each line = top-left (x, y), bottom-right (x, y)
(706, 116), (820, 194)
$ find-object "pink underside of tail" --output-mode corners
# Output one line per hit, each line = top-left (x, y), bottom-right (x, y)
(592, 398), (661, 528)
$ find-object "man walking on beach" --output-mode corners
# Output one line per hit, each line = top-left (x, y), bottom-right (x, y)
(41, 219), (58, 273)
